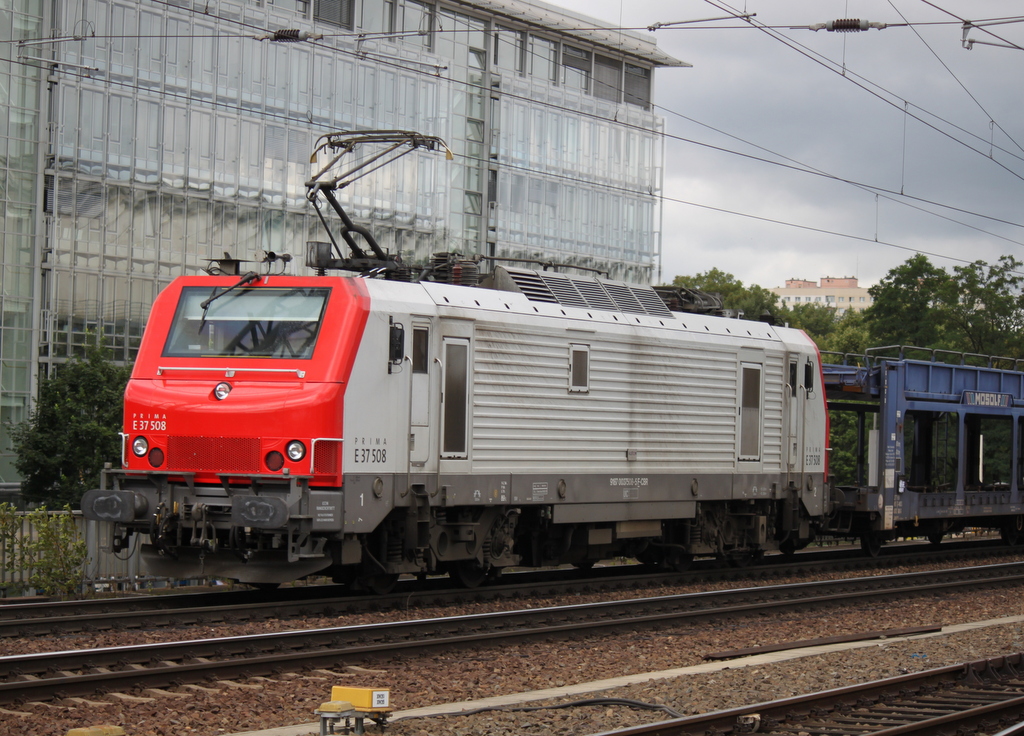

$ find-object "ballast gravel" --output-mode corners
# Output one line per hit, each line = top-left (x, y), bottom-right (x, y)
(2, 555), (1024, 736)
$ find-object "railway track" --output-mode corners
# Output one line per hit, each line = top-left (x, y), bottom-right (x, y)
(0, 540), (1014, 638)
(593, 653), (1024, 736)
(3, 560), (1024, 706)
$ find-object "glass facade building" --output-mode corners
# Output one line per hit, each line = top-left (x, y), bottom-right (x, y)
(0, 0), (682, 481)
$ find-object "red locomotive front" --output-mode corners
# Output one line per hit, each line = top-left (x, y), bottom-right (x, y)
(83, 273), (369, 584)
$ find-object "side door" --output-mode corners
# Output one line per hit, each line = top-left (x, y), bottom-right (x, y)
(786, 355), (803, 473)
(408, 322), (432, 466)
(738, 358), (764, 464)
(440, 335), (471, 460)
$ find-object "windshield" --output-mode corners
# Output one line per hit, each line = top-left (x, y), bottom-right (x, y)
(163, 286), (330, 359)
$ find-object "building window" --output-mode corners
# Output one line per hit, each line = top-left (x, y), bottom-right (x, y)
(360, 0), (392, 33)
(562, 45), (590, 92)
(624, 63), (651, 108)
(397, 0), (432, 48)
(529, 35), (558, 83)
(494, 26), (524, 73)
(593, 55), (621, 103)
(315, 0), (354, 29)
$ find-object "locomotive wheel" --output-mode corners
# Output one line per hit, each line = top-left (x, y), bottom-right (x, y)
(860, 533), (883, 557)
(726, 549), (763, 568)
(449, 560), (488, 588)
(666, 550), (694, 572)
(779, 537), (810, 556)
(362, 573), (399, 595)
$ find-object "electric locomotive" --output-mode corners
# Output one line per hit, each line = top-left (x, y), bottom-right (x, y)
(82, 132), (834, 589)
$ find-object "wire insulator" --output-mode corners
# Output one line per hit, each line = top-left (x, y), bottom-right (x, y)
(272, 29), (306, 42)
(828, 18), (869, 32)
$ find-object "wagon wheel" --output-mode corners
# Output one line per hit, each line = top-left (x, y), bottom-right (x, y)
(927, 532), (944, 546)
(860, 533), (884, 557)
(1001, 516), (1024, 546)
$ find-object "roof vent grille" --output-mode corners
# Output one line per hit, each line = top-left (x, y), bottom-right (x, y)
(492, 266), (672, 318)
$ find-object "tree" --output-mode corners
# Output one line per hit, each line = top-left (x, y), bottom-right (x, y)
(670, 268), (782, 319)
(10, 343), (132, 508)
(937, 256), (1024, 357)
(818, 310), (870, 357)
(787, 303), (839, 344)
(864, 254), (949, 349)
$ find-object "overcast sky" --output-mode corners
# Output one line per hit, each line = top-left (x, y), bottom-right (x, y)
(552, 0), (1024, 289)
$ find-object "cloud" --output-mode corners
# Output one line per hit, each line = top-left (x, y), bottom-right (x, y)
(555, 0), (1024, 287)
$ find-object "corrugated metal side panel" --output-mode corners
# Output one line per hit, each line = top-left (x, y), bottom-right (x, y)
(760, 352), (785, 471)
(472, 323), (784, 473)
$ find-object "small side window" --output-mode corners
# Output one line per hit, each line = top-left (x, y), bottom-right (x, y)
(804, 361), (815, 394)
(570, 344), (590, 393)
(412, 328), (429, 374)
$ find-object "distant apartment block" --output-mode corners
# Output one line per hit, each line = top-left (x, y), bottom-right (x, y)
(772, 277), (873, 315)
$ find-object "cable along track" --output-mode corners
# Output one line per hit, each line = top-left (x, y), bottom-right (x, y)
(593, 653), (1024, 735)
(3, 562), (1024, 705)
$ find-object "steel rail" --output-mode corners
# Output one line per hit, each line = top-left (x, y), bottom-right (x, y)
(0, 538), (1011, 639)
(2, 562), (1024, 704)
(590, 653), (1024, 735)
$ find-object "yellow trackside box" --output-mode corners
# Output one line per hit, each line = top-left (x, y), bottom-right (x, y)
(331, 687), (391, 711)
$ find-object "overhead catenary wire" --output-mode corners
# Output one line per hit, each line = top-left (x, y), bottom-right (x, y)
(699, 0), (1024, 182)
(884, 0), (1024, 157)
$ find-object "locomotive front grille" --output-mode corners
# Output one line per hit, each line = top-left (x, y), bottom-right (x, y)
(168, 436), (261, 472)
(313, 440), (341, 475)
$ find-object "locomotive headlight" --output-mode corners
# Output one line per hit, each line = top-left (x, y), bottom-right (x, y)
(214, 382), (232, 400)
(286, 440), (306, 462)
(132, 436), (149, 457)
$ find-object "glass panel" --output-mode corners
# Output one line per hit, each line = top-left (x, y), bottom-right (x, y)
(442, 339), (468, 456)
(528, 35), (557, 83)
(593, 55), (620, 103)
(624, 63), (651, 108)
(315, 0), (354, 29)
(412, 328), (428, 373)
(562, 45), (590, 92)
(739, 364), (761, 460)
(570, 344), (589, 393)
(494, 27), (523, 73)
(398, 0), (431, 48)
(361, 0), (392, 33)
(163, 286), (331, 359)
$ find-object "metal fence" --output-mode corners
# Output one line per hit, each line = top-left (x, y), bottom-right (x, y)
(0, 511), (155, 597)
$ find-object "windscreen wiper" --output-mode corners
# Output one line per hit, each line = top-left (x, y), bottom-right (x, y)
(198, 271), (260, 332)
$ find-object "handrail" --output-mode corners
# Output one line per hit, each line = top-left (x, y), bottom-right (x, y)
(156, 366), (307, 378)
